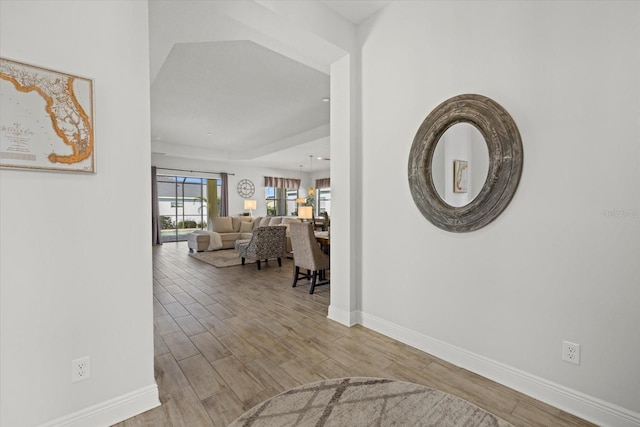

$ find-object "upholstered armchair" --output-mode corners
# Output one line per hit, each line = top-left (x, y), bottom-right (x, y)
(289, 222), (330, 294)
(235, 226), (287, 270)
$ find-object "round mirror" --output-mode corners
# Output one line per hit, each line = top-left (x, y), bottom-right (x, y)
(431, 123), (489, 207)
(408, 94), (523, 232)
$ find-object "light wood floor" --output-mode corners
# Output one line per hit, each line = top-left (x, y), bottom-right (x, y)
(115, 242), (596, 426)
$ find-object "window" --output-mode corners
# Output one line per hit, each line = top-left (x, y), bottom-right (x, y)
(265, 187), (282, 216)
(286, 189), (298, 216)
(158, 175), (219, 242)
(317, 187), (331, 216)
(266, 187), (301, 216)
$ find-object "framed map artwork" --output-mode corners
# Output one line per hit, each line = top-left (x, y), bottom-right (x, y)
(453, 159), (468, 193)
(0, 57), (95, 173)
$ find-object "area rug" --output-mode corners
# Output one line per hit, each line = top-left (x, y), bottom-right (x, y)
(188, 249), (255, 268)
(229, 377), (513, 427)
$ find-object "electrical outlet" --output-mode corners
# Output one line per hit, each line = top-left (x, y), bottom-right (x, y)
(72, 356), (91, 382)
(562, 341), (580, 365)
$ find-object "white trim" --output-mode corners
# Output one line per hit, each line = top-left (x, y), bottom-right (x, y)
(39, 384), (160, 427)
(359, 311), (640, 427)
(327, 305), (359, 326)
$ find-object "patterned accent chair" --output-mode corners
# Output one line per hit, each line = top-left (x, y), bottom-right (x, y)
(289, 222), (330, 294)
(235, 226), (287, 270)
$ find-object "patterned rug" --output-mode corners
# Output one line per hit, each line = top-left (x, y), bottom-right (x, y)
(188, 249), (255, 268)
(229, 377), (513, 427)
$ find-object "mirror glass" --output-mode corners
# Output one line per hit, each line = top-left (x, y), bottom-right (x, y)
(431, 123), (489, 207)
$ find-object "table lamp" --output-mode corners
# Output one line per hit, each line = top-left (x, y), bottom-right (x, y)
(244, 199), (257, 217)
(298, 206), (313, 223)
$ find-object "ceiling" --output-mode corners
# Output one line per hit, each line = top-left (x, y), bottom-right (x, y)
(150, 40), (331, 171)
(149, 1), (391, 172)
(319, 0), (391, 24)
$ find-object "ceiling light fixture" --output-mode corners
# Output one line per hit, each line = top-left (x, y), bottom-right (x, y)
(322, 97), (330, 102)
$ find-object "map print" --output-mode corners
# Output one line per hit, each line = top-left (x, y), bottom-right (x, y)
(0, 57), (94, 172)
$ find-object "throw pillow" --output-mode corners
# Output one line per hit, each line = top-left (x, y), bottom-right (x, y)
(212, 217), (234, 233)
(239, 221), (253, 233)
(260, 217), (271, 227)
(232, 216), (252, 232)
(269, 217), (282, 225)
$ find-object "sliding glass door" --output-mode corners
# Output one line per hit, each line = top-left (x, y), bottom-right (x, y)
(157, 175), (218, 242)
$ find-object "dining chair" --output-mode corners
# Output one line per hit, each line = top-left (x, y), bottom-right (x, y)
(289, 222), (330, 294)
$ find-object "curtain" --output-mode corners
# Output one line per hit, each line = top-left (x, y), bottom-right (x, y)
(315, 177), (331, 189)
(207, 179), (218, 233)
(151, 166), (162, 245)
(263, 176), (301, 189)
(220, 172), (229, 216)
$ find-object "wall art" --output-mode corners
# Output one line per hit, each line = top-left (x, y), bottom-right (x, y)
(453, 160), (468, 193)
(0, 57), (95, 173)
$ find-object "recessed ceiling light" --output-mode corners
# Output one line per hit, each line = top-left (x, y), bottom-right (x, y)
(322, 97), (330, 102)
(205, 132), (213, 136)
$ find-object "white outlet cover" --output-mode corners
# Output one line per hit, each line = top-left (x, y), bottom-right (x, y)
(72, 356), (91, 383)
(562, 341), (581, 365)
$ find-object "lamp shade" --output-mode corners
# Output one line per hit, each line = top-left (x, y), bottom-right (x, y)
(298, 206), (313, 219)
(244, 199), (257, 210)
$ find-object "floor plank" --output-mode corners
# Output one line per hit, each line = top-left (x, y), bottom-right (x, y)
(115, 242), (597, 426)
(178, 354), (228, 400)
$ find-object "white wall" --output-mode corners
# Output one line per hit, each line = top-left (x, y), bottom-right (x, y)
(0, 2), (158, 426)
(359, 1), (640, 424)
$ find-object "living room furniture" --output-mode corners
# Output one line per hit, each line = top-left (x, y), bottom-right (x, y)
(187, 216), (255, 252)
(187, 230), (222, 252)
(187, 215), (300, 252)
(289, 222), (330, 294)
(235, 226), (287, 270)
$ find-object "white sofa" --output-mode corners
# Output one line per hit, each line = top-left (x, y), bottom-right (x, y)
(187, 216), (301, 252)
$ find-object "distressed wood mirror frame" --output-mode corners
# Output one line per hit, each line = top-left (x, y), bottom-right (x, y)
(408, 94), (523, 232)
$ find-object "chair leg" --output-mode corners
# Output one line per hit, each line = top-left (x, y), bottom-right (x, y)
(292, 266), (299, 287)
(256, 260), (261, 270)
(277, 257), (282, 267)
(241, 257), (245, 266)
(309, 271), (318, 294)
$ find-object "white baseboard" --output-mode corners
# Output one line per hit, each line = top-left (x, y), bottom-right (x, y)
(359, 311), (640, 427)
(39, 384), (160, 427)
(327, 304), (359, 326)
